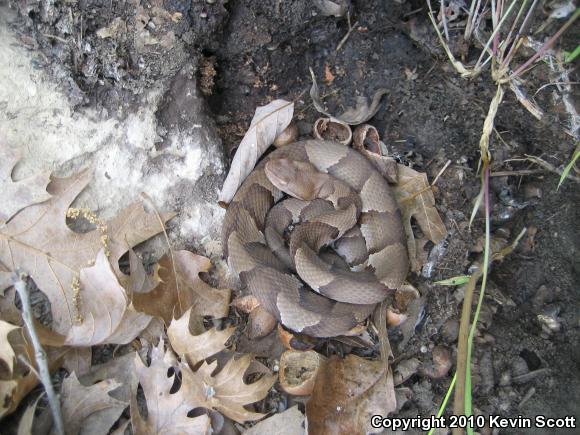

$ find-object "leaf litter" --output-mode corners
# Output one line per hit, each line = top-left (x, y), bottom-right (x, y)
(0, 94), (449, 433)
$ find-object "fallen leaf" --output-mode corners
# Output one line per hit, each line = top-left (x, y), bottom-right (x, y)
(194, 353), (276, 423)
(66, 250), (152, 346)
(17, 394), (40, 435)
(0, 146), (51, 224)
(167, 307), (235, 366)
(309, 68), (387, 125)
(81, 352), (138, 404)
(392, 164), (447, 272)
(0, 169), (173, 340)
(132, 339), (212, 434)
(305, 354), (396, 434)
(219, 99), (294, 205)
(133, 250), (231, 324)
(0, 378), (19, 418)
(243, 406), (305, 434)
(1, 346), (67, 417)
(135, 340), (275, 426)
(61, 372), (127, 435)
(61, 347), (92, 377)
(0, 320), (19, 376)
(313, 0), (348, 17)
(128, 248), (159, 294)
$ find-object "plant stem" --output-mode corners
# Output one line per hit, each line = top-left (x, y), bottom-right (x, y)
(13, 273), (65, 435)
(510, 8), (580, 78)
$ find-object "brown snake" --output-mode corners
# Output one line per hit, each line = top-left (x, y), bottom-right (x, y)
(222, 140), (408, 337)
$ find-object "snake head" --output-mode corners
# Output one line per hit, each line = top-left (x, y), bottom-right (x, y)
(265, 159), (331, 200)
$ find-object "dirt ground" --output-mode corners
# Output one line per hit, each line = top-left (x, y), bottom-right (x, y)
(3, 0), (579, 433)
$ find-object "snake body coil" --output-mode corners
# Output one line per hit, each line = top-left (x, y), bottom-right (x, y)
(223, 140), (408, 337)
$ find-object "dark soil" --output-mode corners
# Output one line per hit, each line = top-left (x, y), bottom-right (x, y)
(6, 0), (580, 433)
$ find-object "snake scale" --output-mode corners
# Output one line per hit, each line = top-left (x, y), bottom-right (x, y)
(223, 140), (408, 337)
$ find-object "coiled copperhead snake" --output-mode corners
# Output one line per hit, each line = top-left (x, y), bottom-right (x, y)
(223, 140), (408, 337)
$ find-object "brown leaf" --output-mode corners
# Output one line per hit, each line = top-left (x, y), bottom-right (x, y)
(0, 320), (19, 376)
(128, 248), (159, 294)
(61, 372), (127, 435)
(132, 339), (212, 434)
(133, 250), (231, 324)
(66, 250), (152, 346)
(81, 352), (138, 404)
(17, 395), (40, 435)
(61, 347), (92, 377)
(306, 354), (397, 434)
(0, 169), (174, 340)
(167, 307), (235, 366)
(309, 68), (388, 125)
(219, 99), (294, 205)
(392, 164), (447, 272)
(135, 340), (275, 427)
(194, 353), (276, 423)
(243, 406), (305, 435)
(0, 146), (51, 224)
(0, 329), (67, 418)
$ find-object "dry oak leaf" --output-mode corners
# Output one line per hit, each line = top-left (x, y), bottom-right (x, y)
(243, 406), (305, 435)
(133, 339), (276, 431)
(392, 164), (447, 272)
(192, 353), (276, 423)
(131, 338), (212, 435)
(66, 249), (152, 346)
(219, 99), (294, 205)
(0, 146), (51, 224)
(0, 320), (19, 376)
(306, 354), (396, 435)
(133, 250), (231, 325)
(17, 395), (40, 435)
(309, 68), (388, 125)
(61, 372), (127, 435)
(1, 345), (68, 418)
(0, 169), (174, 342)
(167, 307), (235, 366)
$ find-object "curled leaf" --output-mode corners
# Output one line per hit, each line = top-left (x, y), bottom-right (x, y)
(219, 100), (294, 205)
(309, 68), (387, 125)
(392, 164), (447, 272)
(313, 0), (348, 17)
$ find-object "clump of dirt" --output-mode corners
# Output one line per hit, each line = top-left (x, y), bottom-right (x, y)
(6, 0), (580, 431)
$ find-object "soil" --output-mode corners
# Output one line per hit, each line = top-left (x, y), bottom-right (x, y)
(3, 0), (579, 433)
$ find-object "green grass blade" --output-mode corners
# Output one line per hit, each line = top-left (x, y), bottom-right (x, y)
(435, 275), (472, 286)
(564, 44), (580, 63)
(427, 373), (457, 435)
(557, 144), (580, 189)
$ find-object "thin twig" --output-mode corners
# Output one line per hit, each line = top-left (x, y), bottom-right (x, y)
(13, 273), (64, 435)
(336, 15), (359, 52)
(525, 155), (580, 183)
(440, 0), (450, 41)
(510, 8), (580, 79)
(490, 168), (545, 177)
(431, 159), (452, 185)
